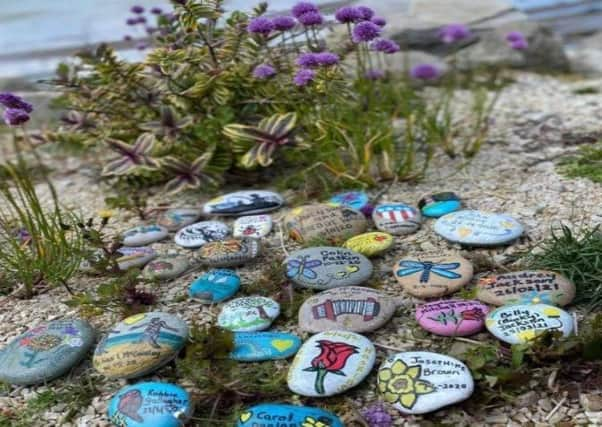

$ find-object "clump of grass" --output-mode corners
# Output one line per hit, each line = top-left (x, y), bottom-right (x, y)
(558, 142), (602, 183)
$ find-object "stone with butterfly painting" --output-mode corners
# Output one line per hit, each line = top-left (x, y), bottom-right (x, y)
(196, 238), (261, 267)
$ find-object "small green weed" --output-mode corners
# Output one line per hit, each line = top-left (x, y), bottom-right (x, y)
(558, 142), (602, 183)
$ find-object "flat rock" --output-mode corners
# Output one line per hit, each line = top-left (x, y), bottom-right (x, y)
(434, 210), (523, 246)
(196, 238), (261, 267)
(143, 256), (189, 281)
(230, 332), (302, 362)
(188, 269), (241, 303)
(418, 192), (461, 218)
(393, 253), (473, 298)
(122, 225), (168, 246)
(378, 351), (474, 414)
(217, 296), (280, 332)
(284, 204), (367, 243)
(203, 190), (284, 216)
(287, 330), (375, 397)
(285, 247), (373, 290)
(416, 300), (489, 336)
(236, 404), (343, 427)
(372, 203), (422, 235)
(116, 246), (157, 270)
(343, 232), (394, 257)
(0, 319), (94, 385)
(93, 312), (188, 379)
(476, 270), (575, 306)
(328, 191), (373, 216)
(233, 214), (272, 238)
(108, 382), (192, 427)
(174, 221), (229, 249)
(157, 208), (202, 232)
(485, 304), (574, 344)
(299, 286), (399, 333)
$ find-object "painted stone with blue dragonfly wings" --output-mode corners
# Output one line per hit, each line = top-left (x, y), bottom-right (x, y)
(393, 253), (473, 298)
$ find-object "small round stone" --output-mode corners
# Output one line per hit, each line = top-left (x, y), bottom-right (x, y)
(122, 225), (168, 246)
(158, 208), (202, 232)
(204, 190), (284, 216)
(143, 256), (189, 281)
(434, 210), (524, 246)
(116, 246), (157, 270)
(328, 191), (373, 216)
(231, 332), (302, 362)
(372, 203), (422, 235)
(196, 238), (261, 267)
(343, 232), (394, 257)
(416, 300), (489, 336)
(284, 203), (367, 243)
(188, 269), (241, 303)
(418, 192), (461, 218)
(174, 221), (229, 248)
(233, 214), (272, 238)
(236, 404), (344, 427)
(217, 296), (280, 332)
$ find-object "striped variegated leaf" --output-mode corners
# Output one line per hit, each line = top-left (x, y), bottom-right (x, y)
(102, 133), (159, 176)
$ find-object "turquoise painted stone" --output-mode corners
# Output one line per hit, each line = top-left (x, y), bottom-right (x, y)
(328, 191), (373, 216)
(188, 269), (241, 303)
(418, 192), (462, 218)
(237, 403), (343, 427)
(434, 210), (523, 246)
(0, 319), (94, 385)
(108, 382), (192, 427)
(231, 332), (302, 362)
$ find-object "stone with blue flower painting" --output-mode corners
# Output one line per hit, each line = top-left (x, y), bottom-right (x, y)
(230, 332), (302, 361)
(236, 403), (344, 427)
(328, 191), (373, 216)
(122, 224), (169, 246)
(188, 269), (241, 303)
(434, 210), (523, 246)
(418, 192), (461, 218)
(372, 203), (422, 235)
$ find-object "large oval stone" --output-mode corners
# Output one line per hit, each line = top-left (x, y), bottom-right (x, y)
(158, 208), (202, 232)
(372, 203), (422, 235)
(284, 204), (367, 243)
(343, 232), (394, 257)
(116, 246), (157, 270)
(485, 304), (574, 345)
(108, 382), (192, 427)
(174, 221), (229, 249)
(378, 351), (474, 414)
(204, 190), (284, 216)
(143, 256), (189, 281)
(233, 214), (273, 238)
(231, 332), (302, 362)
(236, 404), (344, 427)
(0, 319), (94, 385)
(196, 238), (261, 267)
(287, 330), (375, 397)
(188, 269), (241, 303)
(285, 247), (373, 290)
(122, 225), (168, 246)
(416, 300), (489, 336)
(434, 210), (523, 246)
(328, 191), (373, 216)
(217, 296), (280, 332)
(93, 312), (188, 379)
(418, 192), (462, 218)
(298, 286), (398, 333)
(476, 270), (575, 306)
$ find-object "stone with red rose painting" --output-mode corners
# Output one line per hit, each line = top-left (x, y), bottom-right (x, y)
(233, 214), (273, 238)
(287, 330), (376, 397)
(415, 300), (489, 336)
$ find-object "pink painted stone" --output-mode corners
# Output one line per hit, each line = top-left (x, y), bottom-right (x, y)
(415, 299), (489, 336)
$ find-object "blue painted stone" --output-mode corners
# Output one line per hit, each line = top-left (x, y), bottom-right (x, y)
(418, 192), (462, 218)
(231, 332), (302, 362)
(236, 403), (343, 427)
(0, 319), (95, 385)
(328, 191), (373, 216)
(434, 210), (524, 246)
(188, 269), (241, 303)
(108, 382), (192, 427)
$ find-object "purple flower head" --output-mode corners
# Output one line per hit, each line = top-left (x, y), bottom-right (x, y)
(365, 69), (385, 80)
(291, 2), (318, 18)
(335, 6), (362, 23)
(506, 31), (525, 42)
(126, 17), (138, 26)
(410, 63), (441, 80)
(0, 93), (33, 113)
(439, 23), (471, 44)
(136, 16), (147, 24)
(297, 11), (323, 26)
(150, 7), (163, 15)
(146, 26), (157, 35)
(130, 5), (144, 14)
(124, 35), (133, 41)
(273, 16), (296, 31)
(293, 68), (316, 86)
(361, 403), (393, 427)
(296, 52), (320, 68)
(510, 39), (529, 50)
(136, 42), (148, 50)
(371, 16), (386, 27)
(371, 38), (400, 54)
(248, 17), (274, 36)
(3, 108), (30, 126)
(315, 52), (340, 66)
(352, 21), (381, 43)
(253, 64), (277, 79)
(357, 6), (375, 20)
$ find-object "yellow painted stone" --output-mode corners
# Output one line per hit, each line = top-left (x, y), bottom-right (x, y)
(343, 232), (394, 257)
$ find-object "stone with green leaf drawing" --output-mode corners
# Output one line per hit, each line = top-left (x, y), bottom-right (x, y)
(217, 296), (280, 332)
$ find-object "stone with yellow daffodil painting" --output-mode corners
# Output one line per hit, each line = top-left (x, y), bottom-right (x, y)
(434, 209), (523, 246)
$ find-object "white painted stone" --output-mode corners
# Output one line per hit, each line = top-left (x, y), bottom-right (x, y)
(174, 221), (229, 248)
(372, 203), (422, 235)
(217, 296), (280, 332)
(122, 225), (168, 246)
(233, 214), (273, 238)
(204, 190), (284, 216)
(434, 210), (523, 246)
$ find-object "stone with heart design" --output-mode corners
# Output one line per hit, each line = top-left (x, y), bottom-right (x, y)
(217, 296), (280, 332)
(343, 232), (394, 257)
(236, 404), (344, 427)
(328, 191), (373, 216)
(196, 238), (261, 267)
(230, 332), (302, 361)
(204, 190), (284, 216)
(285, 247), (373, 290)
(174, 221), (229, 249)
(188, 269), (241, 303)
(143, 256), (189, 281)
(416, 300), (489, 336)
(418, 192), (462, 218)
(287, 330), (376, 397)
(372, 203), (422, 235)
(233, 214), (272, 238)
(158, 208), (202, 232)
(434, 210), (523, 246)
(122, 224), (168, 247)
(284, 204), (367, 243)
(116, 246), (157, 270)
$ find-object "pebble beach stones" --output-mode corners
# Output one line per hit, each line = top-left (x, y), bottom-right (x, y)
(108, 382), (192, 427)
(378, 351), (474, 414)
(485, 304), (574, 344)
(204, 190), (284, 216)
(288, 330), (376, 397)
(0, 319), (94, 385)
(117, 246), (157, 270)
(477, 270), (575, 306)
(372, 203), (422, 235)
(233, 214), (272, 238)
(237, 404), (344, 427)
(174, 220), (229, 249)
(284, 204), (367, 243)
(393, 253), (473, 298)
(299, 287), (399, 333)
(343, 232), (394, 257)
(143, 256), (189, 281)
(328, 191), (373, 216)
(122, 225), (168, 246)
(93, 312), (188, 379)
(217, 296), (280, 332)
(158, 208), (202, 232)
(285, 247), (373, 290)
(434, 210), (524, 246)
(197, 238), (261, 267)
(188, 269), (241, 303)
(231, 332), (302, 362)
(418, 192), (461, 218)
(416, 300), (489, 336)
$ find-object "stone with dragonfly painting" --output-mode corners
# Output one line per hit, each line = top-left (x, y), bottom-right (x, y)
(174, 220), (229, 249)
(188, 269), (241, 303)
(116, 246), (157, 270)
(393, 253), (473, 298)
(343, 232), (394, 257)
(143, 256), (189, 281)
(157, 208), (202, 232)
(233, 214), (273, 238)
(284, 204), (367, 243)
(217, 296), (280, 332)
(0, 319), (94, 386)
(418, 192), (462, 218)
(416, 300), (489, 336)
(122, 224), (168, 246)
(377, 351), (474, 414)
(285, 247), (373, 290)
(230, 332), (302, 362)
(298, 286), (400, 333)
(287, 330), (376, 397)
(434, 210), (523, 246)
(196, 238), (261, 267)
(203, 190), (284, 216)
(372, 203), (422, 235)
(328, 191), (373, 216)
(236, 404), (344, 427)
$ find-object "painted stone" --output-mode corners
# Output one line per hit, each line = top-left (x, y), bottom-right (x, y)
(93, 312), (188, 379)
(158, 208), (202, 232)
(117, 246), (157, 270)
(217, 296), (280, 332)
(174, 221), (229, 249)
(343, 232), (394, 257)
(434, 210), (524, 246)
(476, 270), (575, 307)
(418, 192), (462, 218)
(485, 304), (574, 345)
(288, 330), (375, 397)
(196, 238), (261, 267)
(285, 247), (373, 290)
(203, 190), (284, 216)
(284, 204), (367, 243)
(393, 253), (473, 298)
(233, 214), (273, 238)
(0, 319), (94, 386)
(416, 300), (489, 336)
(378, 351), (474, 415)
(372, 203), (422, 235)
(299, 287), (399, 333)
(230, 332), (302, 362)
(143, 256), (189, 281)
(328, 191), (373, 216)
(108, 382), (192, 427)
(236, 404), (344, 427)
(188, 269), (240, 303)
(122, 225), (168, 247)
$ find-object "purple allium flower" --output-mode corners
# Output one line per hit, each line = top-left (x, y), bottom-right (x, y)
(439, 23), (471, 44)
(150, 7), (163, 15)
(296, 52), (320, 68)
(371, 38), (400, 54)
(248, 17), (274, 36)
(357, 6), (375, 20)
(130, 5), (144, 14)
(371, 16), (386, 27)
(293, 68), (316, 86)
(253, 64), (277, 79)
(335, 6), (362, 23)
(352, 21), (381, 43)
(136, 16), (147, 24)
(273, 16), (296, 31)
(365, 69), (385, 80)
(506, 31), (528, 50)
(315, 52), (340, 66)
(3, 108), (30, 126)
(291, 2), (319, 19)
(361, 403), (393, 427)
(124, 35), (133, 41)
(410, 63), (441, 80)
(506, 31), (524, 42)
(126, 17), (138, 26)
(0, 93), (33, 113)
(510, 38), (529, 50)
(297, 11), (323, 26)
(136, 42), (148, 50)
